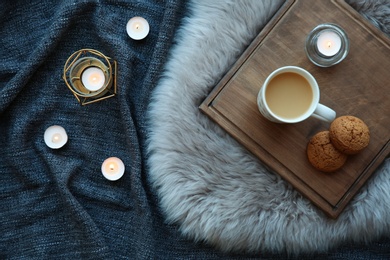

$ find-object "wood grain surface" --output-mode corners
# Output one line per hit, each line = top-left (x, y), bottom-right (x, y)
(200, 0), (390, 218)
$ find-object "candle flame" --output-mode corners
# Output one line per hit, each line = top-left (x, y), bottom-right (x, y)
(52, 133), (62, 143)
(327, 41), (332, 48)
(109, 163), (116, 172)
(90, 75), (100, 83)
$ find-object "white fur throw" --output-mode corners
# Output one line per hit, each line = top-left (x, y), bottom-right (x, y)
(147, 0), (390, 255)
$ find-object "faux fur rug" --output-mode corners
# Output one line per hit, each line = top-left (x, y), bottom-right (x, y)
(147, 0), (390, 255)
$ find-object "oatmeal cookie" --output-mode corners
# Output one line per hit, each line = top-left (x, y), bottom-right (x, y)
(307, 131), (348, 172)
(329, 116), (370, 154)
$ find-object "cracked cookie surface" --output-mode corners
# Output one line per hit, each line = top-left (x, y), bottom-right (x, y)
(307, 131), (348, 172)
(329, 116), (370, 154)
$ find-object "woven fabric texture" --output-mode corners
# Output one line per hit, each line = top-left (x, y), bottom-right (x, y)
(0, 1), (194, 258)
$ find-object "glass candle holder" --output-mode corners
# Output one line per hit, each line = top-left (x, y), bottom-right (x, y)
(305, 23), (349, 67)
(63, 49), (117, 105)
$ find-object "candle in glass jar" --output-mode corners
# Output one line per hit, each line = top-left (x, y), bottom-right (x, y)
(101, 157), (125, 181)
(316, 30), (342, 57)
(81, 67), (105, 91)
(44, 125), (68, 149)
(126, 16), (150, 40)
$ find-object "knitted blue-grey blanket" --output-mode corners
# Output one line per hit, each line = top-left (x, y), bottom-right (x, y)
(0, 1), (190, 258)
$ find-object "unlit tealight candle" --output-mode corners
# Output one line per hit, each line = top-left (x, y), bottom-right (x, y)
(101, 157), (125, 181)
(44, 125), (68, 149)
(81, 67), (105, 91)
(126, 16), (150, 40)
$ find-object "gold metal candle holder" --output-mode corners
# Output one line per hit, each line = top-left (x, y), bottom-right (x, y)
(63, 49), (117, 105)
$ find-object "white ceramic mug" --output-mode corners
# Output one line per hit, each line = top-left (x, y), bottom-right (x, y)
(257, 66), (336, 123)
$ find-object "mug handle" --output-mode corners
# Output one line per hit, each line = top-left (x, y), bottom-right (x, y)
(311, 103), (336, 122)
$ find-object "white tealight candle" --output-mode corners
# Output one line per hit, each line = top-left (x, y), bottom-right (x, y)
(44, 125), (68, 149)
(81, 67), (105, 91)
(101, 157), (125, 181)
(316, 30), (342, 57)
(126, 16), (150, 40)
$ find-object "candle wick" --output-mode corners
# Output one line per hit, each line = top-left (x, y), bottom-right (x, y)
(327, 41), (332, 48)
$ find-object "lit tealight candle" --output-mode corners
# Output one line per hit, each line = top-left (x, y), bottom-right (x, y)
(44, 125), (68, 149)
(81, 67), (105, 91)
(316, 30), (342, 57)
(101, 157), (125, 181)
(126, 16), (150, 40)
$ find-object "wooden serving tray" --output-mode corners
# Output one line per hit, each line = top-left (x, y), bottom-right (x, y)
(200, 0), (390, 218)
